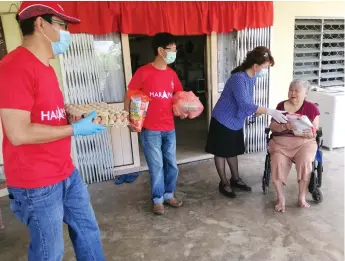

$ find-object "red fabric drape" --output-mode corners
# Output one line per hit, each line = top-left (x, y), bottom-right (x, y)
(60, 1), (273, 35)
(208, 1), (273, 32)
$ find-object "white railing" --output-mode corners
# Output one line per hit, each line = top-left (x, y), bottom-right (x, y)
(60, 34), (120, 184)
(218, 27), (272, 153)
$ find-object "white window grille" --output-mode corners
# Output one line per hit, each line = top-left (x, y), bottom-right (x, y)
(293, 18), (345, 88)
(217, 27), (272, 153)
(60, 33), (128, 184)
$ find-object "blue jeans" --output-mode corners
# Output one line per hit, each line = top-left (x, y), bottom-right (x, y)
(7, 169), (105, 261)
(141, 129), (179, 205)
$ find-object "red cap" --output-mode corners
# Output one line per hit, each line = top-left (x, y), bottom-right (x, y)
(17, 1), (80, 24)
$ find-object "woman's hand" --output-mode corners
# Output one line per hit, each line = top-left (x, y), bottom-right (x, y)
(285, 121), (297, 131)
(301, 130), (316, 139)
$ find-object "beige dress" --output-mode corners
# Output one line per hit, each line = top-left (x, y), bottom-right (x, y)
(269, 136), (317, 185)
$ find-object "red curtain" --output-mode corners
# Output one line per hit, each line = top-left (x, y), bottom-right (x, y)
(60, 1), (273, 35)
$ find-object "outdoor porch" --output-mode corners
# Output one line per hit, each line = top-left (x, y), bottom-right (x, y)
(0, 149), (343, 261)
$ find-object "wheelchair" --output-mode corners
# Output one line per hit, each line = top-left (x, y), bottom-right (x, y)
(262, 127), (324, 203)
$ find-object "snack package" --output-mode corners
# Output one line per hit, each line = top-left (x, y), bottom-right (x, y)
(127, 90), (150, 132)
(172, 91), (204, 119)
(286, 113), (316, 137)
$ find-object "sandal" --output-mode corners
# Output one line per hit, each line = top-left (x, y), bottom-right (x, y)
(230, 178), (252, 192)
(218, 182), (236, 198)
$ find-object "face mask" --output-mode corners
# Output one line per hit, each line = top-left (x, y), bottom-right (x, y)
(52, 29), (71, 55)
(256, 68), (269, 78)
(164, 51), (177, 64)
(43, 25), (71, 56)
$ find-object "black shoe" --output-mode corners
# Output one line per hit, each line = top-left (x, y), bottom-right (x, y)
(219, 182), (236, 198)
(230, 178), (252, 192)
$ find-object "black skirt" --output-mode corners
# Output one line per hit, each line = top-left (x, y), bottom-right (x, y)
(205, 117), (245, 157)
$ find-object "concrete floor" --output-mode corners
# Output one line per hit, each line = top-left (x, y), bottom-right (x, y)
(0, 149), (344, 261)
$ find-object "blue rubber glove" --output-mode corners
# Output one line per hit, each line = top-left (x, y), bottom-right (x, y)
(71, 111), (107, 136)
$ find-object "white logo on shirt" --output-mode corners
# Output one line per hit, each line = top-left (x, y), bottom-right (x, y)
(41, 106), (66, 121)
(149, 91), (173, 99)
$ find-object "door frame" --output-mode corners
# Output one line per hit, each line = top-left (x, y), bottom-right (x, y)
(117, 33), (141, 173)
(206, 32), (218, 126)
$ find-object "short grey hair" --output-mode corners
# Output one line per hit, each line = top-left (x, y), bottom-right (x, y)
(289, 79), (311, 92)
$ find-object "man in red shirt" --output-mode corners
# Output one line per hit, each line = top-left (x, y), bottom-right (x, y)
(0, 2), (106, 260)
(124, 33), (184, 215)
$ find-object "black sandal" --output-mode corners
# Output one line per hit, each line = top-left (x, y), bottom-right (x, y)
(219, 182), (236, 198)
(230, 178), (252, 192)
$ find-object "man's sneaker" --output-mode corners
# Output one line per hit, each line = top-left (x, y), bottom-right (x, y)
(153, 204), (164, 215)
(164, 198), (183, 208)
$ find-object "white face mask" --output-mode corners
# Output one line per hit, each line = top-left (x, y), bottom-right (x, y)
(256, 68), (269, 78)
(163, 51), (177, 64)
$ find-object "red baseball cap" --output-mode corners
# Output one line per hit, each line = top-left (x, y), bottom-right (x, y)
(17, 1), (80, 24)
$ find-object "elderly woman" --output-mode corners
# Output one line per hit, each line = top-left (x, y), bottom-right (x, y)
(269, 79), (320, 212)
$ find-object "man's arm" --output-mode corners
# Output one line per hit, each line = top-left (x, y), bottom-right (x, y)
(124, 67), (144, 112)
(123, 67), (144, 132)
(0, 66), (73, 145)
(0, 109), (73, 146)
(173, 71), (183, 94)
(124, 95), (131, 113)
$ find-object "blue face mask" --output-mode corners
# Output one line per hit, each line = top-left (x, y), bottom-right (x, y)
(164, 51), (177, 64)
(43, 25), (72, 56)
(256, 68), (269, 78)
(52, 29), (71, 55)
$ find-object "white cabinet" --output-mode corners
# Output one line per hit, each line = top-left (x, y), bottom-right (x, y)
(307, 87), (345, 150)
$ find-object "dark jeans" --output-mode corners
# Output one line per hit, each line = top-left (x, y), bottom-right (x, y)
(141, 129), (179, 204)
(7, 169), (105, 261)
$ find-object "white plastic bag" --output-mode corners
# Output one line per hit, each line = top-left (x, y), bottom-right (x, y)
(286, 113), (316, 137)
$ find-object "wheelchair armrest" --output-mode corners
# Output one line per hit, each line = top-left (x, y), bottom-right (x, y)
(316, 127), (322, 138)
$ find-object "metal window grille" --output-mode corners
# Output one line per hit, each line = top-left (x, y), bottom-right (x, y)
(60, 33), (127, 184)
(293, 18), (345, 88)
(217, 27), (272, 153)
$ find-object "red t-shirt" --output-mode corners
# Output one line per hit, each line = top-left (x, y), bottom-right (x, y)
(276, 100), (320, 122)
(0, 47), (74, 188)
(128, 63), (183, 131)
(274, 100), (320, 137)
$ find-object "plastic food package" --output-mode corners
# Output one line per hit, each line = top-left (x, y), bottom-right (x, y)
(64, 103), (129, 128)
(127, 90), (150, 132)
(286, 113), (316, 137)
(172, 91), (204, 119)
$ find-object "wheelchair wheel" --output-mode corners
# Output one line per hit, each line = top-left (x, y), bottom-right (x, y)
(317, 162), (323, 187)
(262, 154), (270, 195)
(262, 180), (268, 195)
(312, 188), (323, 203)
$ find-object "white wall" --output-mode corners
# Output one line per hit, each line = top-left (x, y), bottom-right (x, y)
(270, 1), (345, 109)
